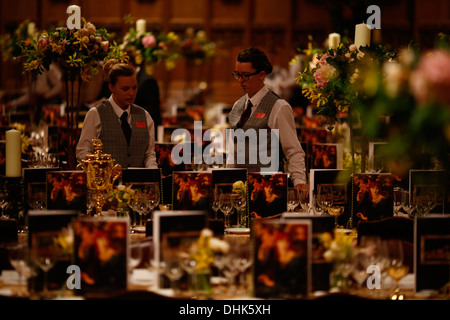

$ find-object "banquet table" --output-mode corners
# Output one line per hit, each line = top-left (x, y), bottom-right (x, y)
(1, 230), (448, 301)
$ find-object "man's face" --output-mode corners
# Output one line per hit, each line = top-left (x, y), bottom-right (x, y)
(234, 61), (265, 98)
(109, 75), (138, 109)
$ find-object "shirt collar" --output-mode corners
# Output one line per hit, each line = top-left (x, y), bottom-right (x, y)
(247, 85), (269, 107)
(108, 95), (131, 119)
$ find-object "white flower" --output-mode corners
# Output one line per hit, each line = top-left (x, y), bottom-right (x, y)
(117, 184), (126, 191)
(200, 228), (213, 238)
(209, 237), (230, 253)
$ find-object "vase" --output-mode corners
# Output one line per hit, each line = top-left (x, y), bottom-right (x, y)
(117, 204), (130, 218)
(194, 269), (212, 299)
(329, 260), (352, 292)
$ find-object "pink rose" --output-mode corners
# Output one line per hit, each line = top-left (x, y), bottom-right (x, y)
(142, 35), (156, 49)
(36, 37), (49, 51)
(410, 49), (450, 106)
(314, 63), (336, 88)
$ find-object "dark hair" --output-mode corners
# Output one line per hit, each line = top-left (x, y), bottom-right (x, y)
(237, 47), (273, 75)
(103, 59), (135, 85)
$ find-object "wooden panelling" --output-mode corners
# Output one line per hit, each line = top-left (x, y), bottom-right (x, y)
(253, 0), (291, 27)
(169, 0), (207, 27)
(129, 0), (165, 27)
(1, 0), (450, 107)
(82, 0), (123, 25)
(210, 0), (247, 27)
(1, 0), (38, 25)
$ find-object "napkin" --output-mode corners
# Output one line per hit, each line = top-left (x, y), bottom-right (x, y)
(0, 270), (26, 285)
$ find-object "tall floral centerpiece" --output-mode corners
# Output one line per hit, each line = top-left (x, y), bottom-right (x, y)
(353, 34), (450, 175)
(120, 19), (180, 73)
(17, 18), (128, 169)
(297, 40), (395, 173)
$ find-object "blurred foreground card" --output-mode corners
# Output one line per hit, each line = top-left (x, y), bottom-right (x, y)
(252, 219), (311, 299)
(73, 217), (129, 296)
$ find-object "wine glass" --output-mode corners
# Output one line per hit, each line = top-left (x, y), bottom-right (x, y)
(317, 185), (334, 214)
(219, 193), (233, 229)
(299, 189), (311, 213)
(231, 194), (246, 228)
(393, 187), (403, 216)
(0, 186), (9, 219)
(401, 190), (415, 217)
(386, 239), (409, 300)
(146, 184), (160, 219)
(28, 189), (46, 210)
(31, 233), (57, 299)
(413, 185), (438, 216)
(134, 192), (149, 228)
(328, 205), (344, 228)
(161, 257), (183, 296)
(8, 243), (33, 297)
(287, 188), (300, 212)
(129, 242), (143, 280)
(211, 198), (220, 220)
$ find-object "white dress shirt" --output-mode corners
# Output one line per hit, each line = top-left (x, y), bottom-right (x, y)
(76, 96), (158, 169)
(231, 85), (307, 185)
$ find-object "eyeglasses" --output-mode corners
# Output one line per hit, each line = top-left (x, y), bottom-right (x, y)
(231, 71), (260, 81)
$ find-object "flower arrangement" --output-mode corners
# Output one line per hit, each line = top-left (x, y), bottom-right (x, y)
(190, 228), (229, 271)
(297, 40), (395, 125)
(0, 19), (38, 62)
(120, 27), (180, 71)
(232, 180), (247, 198)
(107, 184), (135, 212)
(179, 27), (218, 65)
(353, 33), (450, 172)
(17, 18), (127, 82)
(320, 230), (357, 263)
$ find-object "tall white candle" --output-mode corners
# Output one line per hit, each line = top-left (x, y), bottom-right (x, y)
(6, 129), (22, 177)
(27, 22), (36, 36)
(136, 19), (146, 36)
(328, 33), (341, 50)
(354, 23), (371, 50)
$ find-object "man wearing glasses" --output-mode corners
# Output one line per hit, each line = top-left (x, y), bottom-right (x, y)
(227, 47), (308, 192)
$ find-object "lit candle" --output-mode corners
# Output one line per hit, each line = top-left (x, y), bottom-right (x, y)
(6, 129), (22, 177)
(136, 19), (146, 36)
(328, 33), (341, 50)
(354, 23), (371, 50)
(27, 22), (36, 36)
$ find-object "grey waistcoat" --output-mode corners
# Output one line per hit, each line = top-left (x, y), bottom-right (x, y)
(97, 101), (149, 168)
(228, 90), (285, 172)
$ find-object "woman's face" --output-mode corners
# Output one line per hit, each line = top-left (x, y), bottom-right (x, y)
(109, 75), (138, 109)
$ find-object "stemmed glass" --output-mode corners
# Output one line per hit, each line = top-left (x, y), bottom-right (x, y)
(146, 184), (160, 220)
(393, 187), (403, 216)
(135, 192), (150, 228)
(299, 189), (311, 213)
(219, 193), (233, 229)
(386, 239), (409, 300)
(287, 188), (300, 212)
(231, 193), (246, 228)
(401, 190), (415, 217)
(129, 242), (143, 279)
(211, 198), (220, 220)
(413, 186), (438, 216)
(161, 255), (183, 296)
(317, 185), (334, 214)
(0, 186), (9, 219)
(8, 243), (33, 297)
(31, 233), (56, 299)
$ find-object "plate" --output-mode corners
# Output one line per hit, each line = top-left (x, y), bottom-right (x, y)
(225, 227), (250, 234)
(132, 226), (146, 233)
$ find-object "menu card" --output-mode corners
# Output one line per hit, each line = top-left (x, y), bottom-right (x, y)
(414, 214), (450, 292)
(252, 218), (312, 299)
